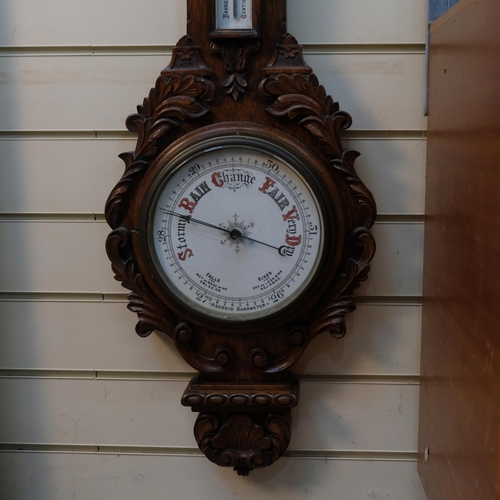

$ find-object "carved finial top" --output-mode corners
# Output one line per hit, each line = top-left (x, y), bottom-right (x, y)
(262, 33), (312, 76)
(162, 35), (211, 77)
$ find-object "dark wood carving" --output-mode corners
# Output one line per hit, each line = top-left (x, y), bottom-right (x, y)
(105, 0), (375, 475)
(262, 33), (312, 75)
(173, 323), (235, 373)
(195, 412), (291, 476)
(162, 35), (211, 76)
(310, 227), (376, 339)
(211, 40), (260, 100)
(260, 34), (376, 338)
(105, 36), (215, 230)
(182, 378), (299, 409)
(105, 227), (175, 338)
(260, 37), (376, 228)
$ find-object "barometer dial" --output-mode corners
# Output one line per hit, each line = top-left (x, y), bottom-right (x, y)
(145, 136), (327, 322)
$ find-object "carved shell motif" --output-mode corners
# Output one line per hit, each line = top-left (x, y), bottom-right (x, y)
(195, 413), (291, 476)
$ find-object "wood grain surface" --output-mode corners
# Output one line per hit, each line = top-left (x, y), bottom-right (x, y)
(418, 0), (500, 498)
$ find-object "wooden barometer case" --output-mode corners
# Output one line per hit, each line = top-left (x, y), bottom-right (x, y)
(105, 0), (376, 476)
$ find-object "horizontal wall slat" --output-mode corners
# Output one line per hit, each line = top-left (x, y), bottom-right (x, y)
(0, 222), (423, 296)
(307, 53), (427, 132)
(0, 44), (426, 58)
(293, 305), (421, 376)
(0, 222), (122, 293)
(0, 0), (427, 47)
(293, 382), (419, 451)
(361, 223), (424, 297)
(0, 140), (127, 214)
(0, 302), (421, 375)
(0, 129), (427, 140)
(0, 53), (426, 131)
(0, 1), (188, 47)
(347, 139), (426, 215)
(0, 443), (418, 460)
(0, 453), (427, 500)
(0, 139), (426, 215)
(0, 371), (419, 385)
(0, 378), (419, 452)
(0, 214), (424, 224)
(288, 0), (428, 45)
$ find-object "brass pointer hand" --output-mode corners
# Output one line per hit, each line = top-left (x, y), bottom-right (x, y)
(160, 208), (289, 255)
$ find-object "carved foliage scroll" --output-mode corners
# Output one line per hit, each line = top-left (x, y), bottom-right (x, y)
(105, 37), (215, 230)
(211, 41), (260, 100)
(173, 323), (235, 373)
(104, 37), (214, 340)
(260, 71), (377, 222)
(260, 34), (377, 340)
(106, 227), (175, 338)
(260, 37), (376, 228)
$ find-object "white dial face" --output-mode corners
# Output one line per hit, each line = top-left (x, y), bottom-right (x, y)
(216, 0), (253, 30)
(148, 139), (324, 322)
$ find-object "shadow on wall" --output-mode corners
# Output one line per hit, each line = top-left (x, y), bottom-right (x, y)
(0, 8), (37, 363)
(0, 2), (50, 498)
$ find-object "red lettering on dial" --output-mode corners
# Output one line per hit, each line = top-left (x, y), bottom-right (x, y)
(285, 235), (302, 247)
(259, 177), (276, 194)
(283, 206), (300, 221)
(179, 198), (196, 213)
(178, 248), (194, 261)
(211, 172), (224, 188)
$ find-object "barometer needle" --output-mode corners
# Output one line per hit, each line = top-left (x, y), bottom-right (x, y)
(160, 208), (232, 233)
(159, 208), (287, 254)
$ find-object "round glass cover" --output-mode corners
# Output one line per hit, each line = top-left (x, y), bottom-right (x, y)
(146, 136), (326, 322)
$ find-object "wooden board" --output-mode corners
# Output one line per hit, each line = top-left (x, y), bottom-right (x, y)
(418, 0), (500, 498)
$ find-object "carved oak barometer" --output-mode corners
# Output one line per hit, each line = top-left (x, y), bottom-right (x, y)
(105, 0), (376, 476)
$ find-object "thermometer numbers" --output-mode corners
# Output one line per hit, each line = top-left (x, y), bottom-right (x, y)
(216, 0), (253, 30)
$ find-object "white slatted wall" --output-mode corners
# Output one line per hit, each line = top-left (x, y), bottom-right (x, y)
(0, 1), (428, 498)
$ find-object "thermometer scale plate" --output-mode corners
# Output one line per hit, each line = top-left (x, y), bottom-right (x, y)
(216, 0), (253, 31)
(210, 0), (260, 38)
